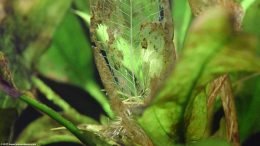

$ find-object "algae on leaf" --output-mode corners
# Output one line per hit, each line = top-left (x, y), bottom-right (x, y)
(90, 0), (175, 145)
(0, 52), (20, 142)
(154, 7), (234, 105)
(90, 0), (175, 105)
(0, 0), (72, 142)
(139, 7), (235, 145)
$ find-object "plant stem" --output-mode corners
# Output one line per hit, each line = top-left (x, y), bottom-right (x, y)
(19, 94), (90, 145)
(31, 76), (71, 112)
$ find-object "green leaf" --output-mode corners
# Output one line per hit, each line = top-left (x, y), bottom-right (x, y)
(242, 0), (260, 50)
(31, 75), (97, 123)
(74, 10), (90, 27)
(1, 0), (73, 90)
(16, 115), (80, 145)
(154, 7), (260, 105)
(241, 0), (256, 11)
(31, 76), (73, 112)
(17, 109), (116, 146)
(0, 0), (71, 140)
(17, 0), (73, 66)
(236, 76), (260, 142)
(16, 110), (98, 145)
(138, 102), (181, 146)
(233, 1), (260, 141)
(188, 138), (231, 146)
(140, 7), (260, 144)
(198, 34), (260, 86)
(73, 0), (90, 15)
(37, 11), (92, 84)
(0, 108), (17, 142)
(184, 92), (207, 142)
(18, 93), (117, 145)
(36, 10), (113, 117)
(0, 52), (25, 142)
(172, 0), (192, 51)
(154, 7), (234, 105)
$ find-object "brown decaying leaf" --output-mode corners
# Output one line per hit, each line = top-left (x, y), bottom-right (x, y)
(207, 76), (226, 109)
(103, 96), (153, 146)
(90, 0), (175, 104)
(0, 52), (20, 98)
(90, 0), (175, 145)
(220, 75), (240, 146)
(188, 0), (243, 31)
(207, 75), (240, 146)
(206, 76), (226, 136)
(90, 10), (154, 146)
(0, 0), (7, 23)
(188, 0), (242, 145)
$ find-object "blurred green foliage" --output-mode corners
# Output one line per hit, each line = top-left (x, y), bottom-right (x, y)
(0, 0), (259, 146)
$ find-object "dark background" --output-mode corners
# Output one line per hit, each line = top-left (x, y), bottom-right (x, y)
(14, 63), (105, 146)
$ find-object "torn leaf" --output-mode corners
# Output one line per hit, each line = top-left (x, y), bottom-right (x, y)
(90, 0), (175, 107)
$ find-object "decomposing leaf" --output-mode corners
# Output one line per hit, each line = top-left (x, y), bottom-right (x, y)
(140, 7), (234, 145)
(139, 5), (260, 145)
(0, 52), (20, 142)
(90, 0), (175, 105)
(154, 7), (234, 104)
(0, 0), (72, 69)
(90, 0), (175, 145)
(188, 0), (243, 31)
(0, 0), (73, 109)
(0, 52), (18, 98)
(187, 1), (259, 146)
(220, 76), (240, 146)
(207, 75), (240, 146)
(0, 1), (81, 143)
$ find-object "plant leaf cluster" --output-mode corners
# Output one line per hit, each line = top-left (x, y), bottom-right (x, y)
(0, 0), (260, 146)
